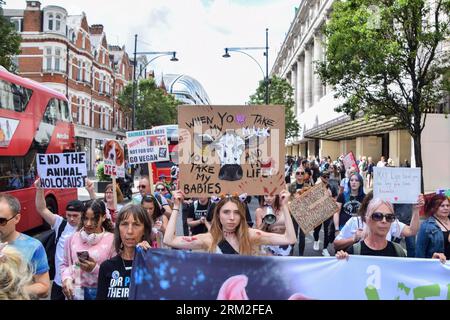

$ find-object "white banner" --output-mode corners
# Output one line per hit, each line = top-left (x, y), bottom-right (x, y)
(103, 139), (125, 178)
(373, 167), (421, 203)
(36, 152), (87, 188)
(126, 128), (169, 164)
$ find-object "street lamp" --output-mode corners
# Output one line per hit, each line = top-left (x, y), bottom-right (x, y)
(131, 34), (178, 130)
(222, 28), (269, 104)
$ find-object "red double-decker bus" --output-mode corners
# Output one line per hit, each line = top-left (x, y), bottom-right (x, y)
(0, 67), (76, 232)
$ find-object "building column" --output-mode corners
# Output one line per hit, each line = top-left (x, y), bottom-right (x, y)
(290, 63), (297, 117)
(313, 33), (323, 104)
(297, 55), (304, 115)
(304, 44), (312, 110)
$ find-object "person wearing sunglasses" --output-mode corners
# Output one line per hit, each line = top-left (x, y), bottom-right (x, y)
(415, 194), (449, 263)
(0, 194), (50, 298)
(132, 175), (172, 218)
(334, 191), (423, 253)
(336, 198), (407, 258)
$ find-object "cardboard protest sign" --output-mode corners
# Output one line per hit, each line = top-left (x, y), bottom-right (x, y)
(289, 183), (339, 234)
(103, 139), (125, 178)
(36, 152), (87, 188)
(178, 105), (285, 197)
(373, 167), (421, 204)
(343, 151), (359, 172)
(126, 128), (169, 164)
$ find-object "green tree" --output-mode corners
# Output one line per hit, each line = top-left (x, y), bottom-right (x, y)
(249, 76), (300, 139)
(118, 78), (180, 130)
(317, 0), (450, 192)
(0, 1), (21, 71)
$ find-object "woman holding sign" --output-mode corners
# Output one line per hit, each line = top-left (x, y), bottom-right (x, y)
(164, 190), (297, 255)
(416, 194), (449, 262)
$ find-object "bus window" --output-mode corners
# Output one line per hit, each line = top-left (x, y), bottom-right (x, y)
(59, 100), (71, 122)
(0, 80), (32, 112)
(0, 147), (37, 191)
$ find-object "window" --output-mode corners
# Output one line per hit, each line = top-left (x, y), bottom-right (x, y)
(84, 100), (90, 126)
(55, 48), (61, 71)
(82, 34), (86, 49)
(0, 80), (33, 112)
(43, 99), (70, 125)
(11, 18), (22, 32)
(99, 74), (103, 93)
(77, 61), (82, 81)
(0, 147), (38, 191)
(45, 47), (52, 71)
(55, 14), (61, 31)
(48, 14), (53, 30)
(77, 98), (82, 124)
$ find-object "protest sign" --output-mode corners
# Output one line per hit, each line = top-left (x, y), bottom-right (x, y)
(373, 167), (421, 203)
(178, 105), (285, 197)
(36, 152), (87, 188)
(289, 183), (339, 234)
(130, 249), (450, 300)
(103, 139), (125, 178)
(126, 128), (169, 164)
(343, 151), (359, 172)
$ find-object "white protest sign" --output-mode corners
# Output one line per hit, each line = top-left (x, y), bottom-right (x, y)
(126, 128), (169, 164)
(373, 167), (421, 204)
(103, 139), (125, 178)
(36, 152), (87, 188)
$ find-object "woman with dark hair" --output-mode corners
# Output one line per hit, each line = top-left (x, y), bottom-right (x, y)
(141, 194), (168, 247)
(96, 204), (153, 300)
(104, 184), (124, 223)
(255, 195), (292, 256)
(61, 199), (115, 300)
(164, 190), (296, 255)
(416, 195), (449, 262)
(333, 172), (366, 234)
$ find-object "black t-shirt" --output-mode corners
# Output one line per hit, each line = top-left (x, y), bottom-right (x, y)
(187, 200), (210, 235)
(337, 193), (365, 228)
(206, 202), (253, 228)
(96, 256), (133, 300)
(444, 231), (450, 259)
(347, 241), (400, 257)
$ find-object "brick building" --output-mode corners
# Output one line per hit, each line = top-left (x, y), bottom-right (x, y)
(4, 1), (133, 175)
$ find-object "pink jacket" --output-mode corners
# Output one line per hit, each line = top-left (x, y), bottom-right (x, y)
(61, 231), (115, 288)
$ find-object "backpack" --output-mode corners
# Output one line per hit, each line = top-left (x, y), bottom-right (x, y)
(352, 241), (406, 257)
(36, 219), (67, 280)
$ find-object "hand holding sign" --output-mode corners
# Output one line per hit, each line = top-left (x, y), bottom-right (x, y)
(373, 167), (421, 204)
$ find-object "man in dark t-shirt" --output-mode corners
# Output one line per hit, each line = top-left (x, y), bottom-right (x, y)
(187, 197), (211, 235)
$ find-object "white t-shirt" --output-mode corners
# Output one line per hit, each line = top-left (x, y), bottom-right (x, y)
(335, 216), (405, 242)
(52, 215), (77, 286)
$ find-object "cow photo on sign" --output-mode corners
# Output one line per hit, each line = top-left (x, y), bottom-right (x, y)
(178, 105), (285, 197)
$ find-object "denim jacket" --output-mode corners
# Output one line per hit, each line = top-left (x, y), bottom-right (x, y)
(415, 217), (444, 258)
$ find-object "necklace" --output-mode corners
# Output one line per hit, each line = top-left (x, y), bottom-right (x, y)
(223, 230), (236, 237)
(121, 254), (133, 271)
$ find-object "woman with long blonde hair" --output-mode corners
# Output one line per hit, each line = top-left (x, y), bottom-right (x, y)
(164, 190), (296, 255)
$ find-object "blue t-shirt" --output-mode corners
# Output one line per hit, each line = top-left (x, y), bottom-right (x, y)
(9, 233), (49, 275)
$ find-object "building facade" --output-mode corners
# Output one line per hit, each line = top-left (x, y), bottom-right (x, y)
(4, 1), (133, 175)
(272, 0), (449, 192)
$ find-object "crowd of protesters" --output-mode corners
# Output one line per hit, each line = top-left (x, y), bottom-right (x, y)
(0, 154), (448, 300)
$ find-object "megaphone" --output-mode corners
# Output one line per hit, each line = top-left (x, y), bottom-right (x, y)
(262, 206), (276, 225)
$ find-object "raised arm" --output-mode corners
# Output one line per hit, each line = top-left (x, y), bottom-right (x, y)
(251, 190), (297, 246)
(400, 194), (424, 237)
(34, 179), (57, 227)
(85, 178), (97, 200)
(163, 190), (209, 251)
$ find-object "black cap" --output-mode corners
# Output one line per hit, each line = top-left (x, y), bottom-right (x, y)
(66, 200), (84, 212)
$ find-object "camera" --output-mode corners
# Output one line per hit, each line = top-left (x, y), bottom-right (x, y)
(262, 206), (276, 225)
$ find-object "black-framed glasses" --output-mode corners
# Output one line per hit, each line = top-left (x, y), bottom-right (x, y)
(371, 212), (396, 223)
(0, 214), (17, 226)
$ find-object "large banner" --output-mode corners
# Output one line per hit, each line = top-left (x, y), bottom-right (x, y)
(36, 152), (87, 188)
(178, 105), (285, 197)
(126, 128), (169, 164)
(373, 167), (421, 204)
(289, 183), (338, 234)
(129, 249), (450, 300)
(103, 139), (125, 178)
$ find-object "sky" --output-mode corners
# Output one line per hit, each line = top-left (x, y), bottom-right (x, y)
(4, 0), (301, 104)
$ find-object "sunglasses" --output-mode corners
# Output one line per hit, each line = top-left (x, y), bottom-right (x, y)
(371, 212), (396, 223)
(138, 185), (147, 189)
(0, 214), (17, 226)
(155, 187), (165, 192)
(296, 172), (305, 176)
